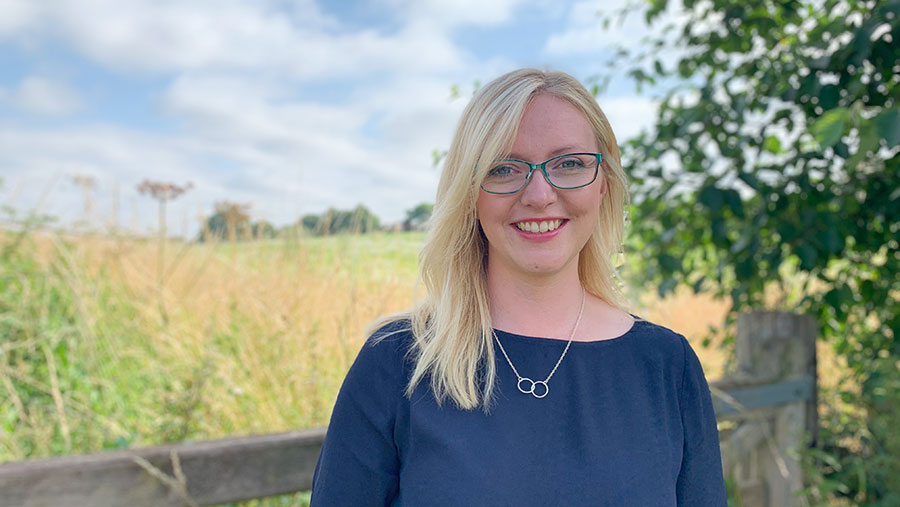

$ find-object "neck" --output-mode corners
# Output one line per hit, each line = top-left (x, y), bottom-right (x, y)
(485, 259), (585, 339)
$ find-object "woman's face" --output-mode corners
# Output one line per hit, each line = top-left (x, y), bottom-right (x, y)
(476, 94), (605, 280)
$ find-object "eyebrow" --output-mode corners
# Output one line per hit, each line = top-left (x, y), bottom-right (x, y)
(506, 145), (592, 160)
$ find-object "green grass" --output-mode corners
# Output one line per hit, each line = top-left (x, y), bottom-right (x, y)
(0, 230), (423, 464)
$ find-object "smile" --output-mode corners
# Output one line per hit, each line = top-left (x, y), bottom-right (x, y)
(514, 219), (564, 233)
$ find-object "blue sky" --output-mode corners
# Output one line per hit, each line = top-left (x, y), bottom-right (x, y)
(0, 0), (660, 236)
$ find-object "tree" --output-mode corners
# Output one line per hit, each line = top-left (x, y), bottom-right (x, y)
(403, 202), (434, 231)
(218, 201), (251, 242)
(605, 0), (898, 502)
(300, 214), (321, 234)
(199, 208), (275, 243)
(251, 220), (276, 240)
(299, 205), (381, 235)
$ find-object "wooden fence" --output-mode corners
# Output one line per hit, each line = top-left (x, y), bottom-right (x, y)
(0, 311), (817, 507)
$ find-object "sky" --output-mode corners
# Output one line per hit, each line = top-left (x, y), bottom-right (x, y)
(0, 0), (662, 237)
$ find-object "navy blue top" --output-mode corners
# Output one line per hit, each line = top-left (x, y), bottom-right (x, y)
(311, 319), (726, 506)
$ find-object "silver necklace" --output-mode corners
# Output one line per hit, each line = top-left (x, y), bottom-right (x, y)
(493, 287), (586, 399)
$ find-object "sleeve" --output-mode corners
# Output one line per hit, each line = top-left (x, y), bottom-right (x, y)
(676, 336), (728, 506)
(310, 329), (407, 506)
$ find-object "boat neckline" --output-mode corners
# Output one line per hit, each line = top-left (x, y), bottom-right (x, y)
(492, 318), (646, 345)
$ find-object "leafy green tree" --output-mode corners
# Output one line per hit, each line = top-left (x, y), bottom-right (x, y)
(200, 212), (228, 242)
(300, 214), (321, 234)
(199, 202), (251, 243)
(299, 205), (382, 235)
(605, 0), (898, 503)
(251, 220), (276, 239)
(403, 202), (434, 231)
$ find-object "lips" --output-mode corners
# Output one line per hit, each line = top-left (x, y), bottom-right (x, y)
(513, 219), (564, 233)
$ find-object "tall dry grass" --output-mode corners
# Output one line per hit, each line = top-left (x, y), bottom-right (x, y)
(0, 230), (421, 461)
(3, 226), (837, 465)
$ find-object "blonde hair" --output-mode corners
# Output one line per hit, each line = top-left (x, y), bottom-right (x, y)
(371, 68), (630, 411)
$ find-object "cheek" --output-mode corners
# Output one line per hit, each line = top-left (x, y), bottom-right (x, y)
(574, 184), (604, 218)
(476, 193), (505, 226)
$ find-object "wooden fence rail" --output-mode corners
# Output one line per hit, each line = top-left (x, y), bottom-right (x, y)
(0, 311), (817, 507)
(0, 430), (325, 507)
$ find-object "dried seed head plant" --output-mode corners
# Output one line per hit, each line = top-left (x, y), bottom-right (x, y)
(137, 180), (194, 319)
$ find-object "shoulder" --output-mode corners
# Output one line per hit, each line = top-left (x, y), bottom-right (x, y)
(350, 318), (415, 377)
(334, 319), (415, 409)
(627, 317), (691, 355)
(366, 318), (414, 352)
(625, 318), (704, 384)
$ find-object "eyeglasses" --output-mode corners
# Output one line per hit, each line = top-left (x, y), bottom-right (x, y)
(480, 152), (602, 195)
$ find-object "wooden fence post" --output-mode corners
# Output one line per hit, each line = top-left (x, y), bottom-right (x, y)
(718, 311), (817, 507)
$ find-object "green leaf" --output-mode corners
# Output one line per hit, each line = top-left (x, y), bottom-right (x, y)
(698, 185), (724, 213)
(816, 228), (843, 254)
(777, 221), (797, 241)
(810, 107), (849, 148)
(819, 84), (840, 110)
(858, 120), (880, 155)
(735, 258), (755, 281)
(659, 253), (681, 273)
(738, 171), (760, 190)
(724, 189), (744, 218)
(796, 243), (818, 270)
(691, 275), (706, 294)
(763, 135), (782, 153)
(711, 218), (727, 243)
(875, 108), (900, 148)
(834, 142), (850, 159)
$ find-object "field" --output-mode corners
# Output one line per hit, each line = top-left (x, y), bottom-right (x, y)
(5, 226), (863, 506)
(1, 228), (742, 466)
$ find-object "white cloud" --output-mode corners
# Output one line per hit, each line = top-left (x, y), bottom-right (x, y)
(0, 0), (468, 80)
(598, 96), (658, 145)
(399, 0), (530, 27)
(0, 0), (42, 36)
(153, 71), (455, 222)
(4, 76), (84, 115)
(1, 0), (660, 237)
(542, 0), (646, 57)
(542, 0), (689, 70)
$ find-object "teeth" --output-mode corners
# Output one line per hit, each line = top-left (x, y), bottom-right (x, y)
(515, 219), (562, 233)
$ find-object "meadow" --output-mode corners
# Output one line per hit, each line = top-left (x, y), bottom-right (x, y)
(8, 225), (832, 506)
(0, 226), (738, 461)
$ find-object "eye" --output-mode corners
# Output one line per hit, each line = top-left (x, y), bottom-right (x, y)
(487, 164), (519, 178)
(551, 156), (587, 171)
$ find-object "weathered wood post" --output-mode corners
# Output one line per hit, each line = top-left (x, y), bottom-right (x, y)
(717, 311), (817, 507)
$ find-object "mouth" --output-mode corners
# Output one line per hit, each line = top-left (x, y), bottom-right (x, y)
(513, 219), (565, 233)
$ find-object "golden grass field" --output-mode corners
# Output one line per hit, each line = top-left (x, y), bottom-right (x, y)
(1, 229), (748, 462)
(1, 227), (863, 507)
(1, 228), (848, 501)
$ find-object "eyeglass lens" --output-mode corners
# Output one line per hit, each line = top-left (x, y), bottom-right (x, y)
(481, 153), (599, 194)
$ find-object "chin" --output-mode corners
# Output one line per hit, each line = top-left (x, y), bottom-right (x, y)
(516, 256), (573, 275)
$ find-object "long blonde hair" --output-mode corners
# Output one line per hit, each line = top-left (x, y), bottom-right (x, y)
(371, 68), (630, 411)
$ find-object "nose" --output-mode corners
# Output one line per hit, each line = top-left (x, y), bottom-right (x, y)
(518, 168), (557, 208)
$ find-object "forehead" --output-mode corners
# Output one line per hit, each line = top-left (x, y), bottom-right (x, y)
(510, 94), (597, 156)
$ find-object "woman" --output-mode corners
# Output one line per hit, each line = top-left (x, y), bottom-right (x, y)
(311, 69), (726, 506)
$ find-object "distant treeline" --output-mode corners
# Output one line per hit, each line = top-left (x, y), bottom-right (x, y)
(198, 202), (433, 242)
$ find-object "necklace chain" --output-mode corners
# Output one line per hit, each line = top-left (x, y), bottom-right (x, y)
(493, 287), (586, 399)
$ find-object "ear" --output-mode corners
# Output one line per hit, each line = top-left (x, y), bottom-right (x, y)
(597, 168), (608, 196)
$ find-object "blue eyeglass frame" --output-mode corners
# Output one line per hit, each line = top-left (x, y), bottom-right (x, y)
(479, 152), (603, 195)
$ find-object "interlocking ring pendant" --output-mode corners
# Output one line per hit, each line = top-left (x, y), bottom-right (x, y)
(517, 377), (549, 399)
